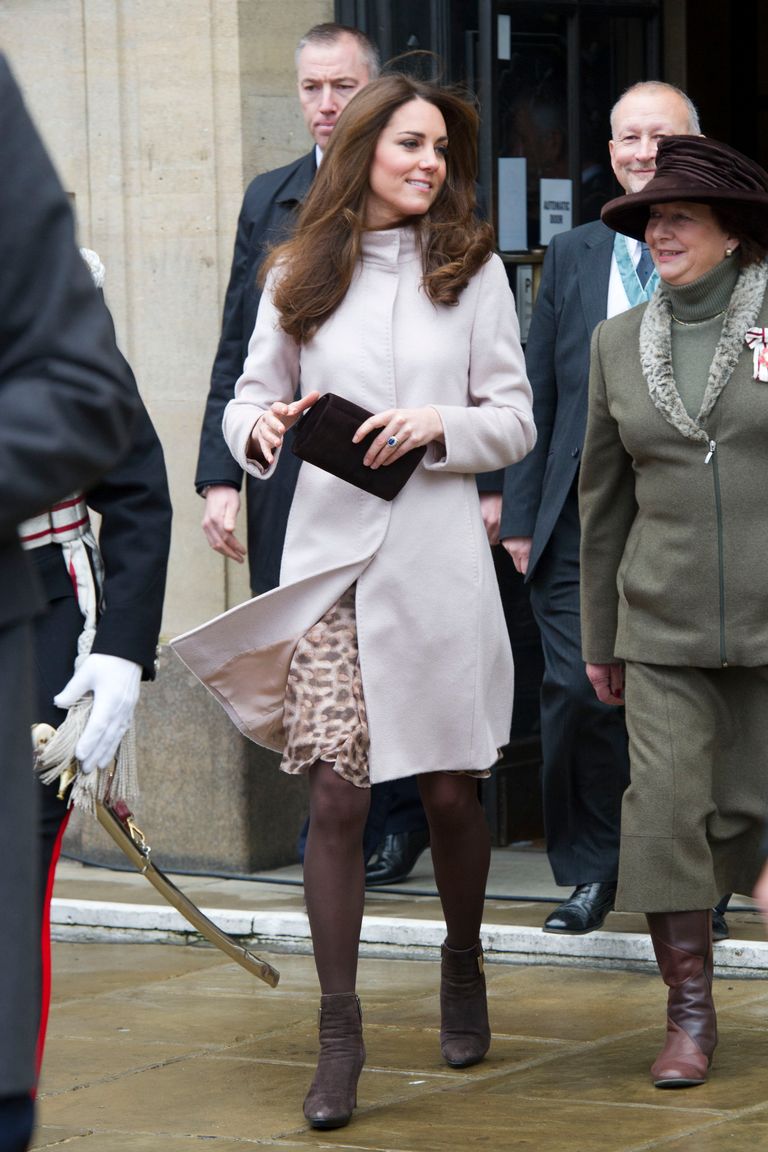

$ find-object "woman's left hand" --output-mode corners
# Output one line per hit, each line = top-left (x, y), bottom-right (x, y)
(353, 406), (444, 469)
(586, 661), (625, 705)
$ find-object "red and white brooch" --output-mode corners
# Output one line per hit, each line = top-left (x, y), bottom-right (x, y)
(745, 328), (768, 381)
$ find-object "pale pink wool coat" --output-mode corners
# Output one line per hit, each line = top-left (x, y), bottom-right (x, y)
(174, 227), (535, 783)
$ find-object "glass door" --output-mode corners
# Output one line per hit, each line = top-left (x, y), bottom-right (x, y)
(479, 0), (660, 328)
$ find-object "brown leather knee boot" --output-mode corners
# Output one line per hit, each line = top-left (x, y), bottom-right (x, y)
(646, 910), (717, 1088)
(440, 941), (491, 1067)
(303, 993), (365, 1129)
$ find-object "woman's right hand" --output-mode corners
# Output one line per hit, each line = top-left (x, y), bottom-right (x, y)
(248, 390), (320, 466)
(586, 661), (625, 705)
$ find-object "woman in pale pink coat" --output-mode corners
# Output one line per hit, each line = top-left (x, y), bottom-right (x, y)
(177, 74), (534, 1130)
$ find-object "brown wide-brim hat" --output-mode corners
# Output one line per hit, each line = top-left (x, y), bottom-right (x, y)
(601, 134), (768, 248)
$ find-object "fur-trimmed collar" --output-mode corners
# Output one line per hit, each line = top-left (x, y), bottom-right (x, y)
(639, 261), (768, 443)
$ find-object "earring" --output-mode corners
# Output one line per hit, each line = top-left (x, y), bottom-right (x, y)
(725, 247), (734, 257)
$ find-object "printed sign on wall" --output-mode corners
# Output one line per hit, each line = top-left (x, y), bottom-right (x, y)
(539, 178), (572, 244)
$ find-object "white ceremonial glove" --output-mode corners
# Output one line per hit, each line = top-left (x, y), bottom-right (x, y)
(54, 653), (142, 773)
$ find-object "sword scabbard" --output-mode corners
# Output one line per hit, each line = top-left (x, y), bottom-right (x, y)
(95, 801), (280, 988)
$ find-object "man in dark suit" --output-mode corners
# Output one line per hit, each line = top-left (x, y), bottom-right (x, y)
(500, 82), (700, 935)
(0, 55), (137, 1151)
(195, 22), (378, 593)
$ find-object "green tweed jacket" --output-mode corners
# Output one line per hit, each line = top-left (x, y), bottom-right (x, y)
(579, 262), (768, 668)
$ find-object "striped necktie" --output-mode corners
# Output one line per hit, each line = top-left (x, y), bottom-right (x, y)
(635, 242), (654, 288)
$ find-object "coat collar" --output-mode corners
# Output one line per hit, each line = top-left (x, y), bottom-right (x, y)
(361, 226), (421, 268)
(274, 151), (317, 208)
(639, 261), (768, 444)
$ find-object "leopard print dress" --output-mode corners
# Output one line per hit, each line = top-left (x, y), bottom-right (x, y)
(281, 585), (370, 787)
(281, 583), (489, 788)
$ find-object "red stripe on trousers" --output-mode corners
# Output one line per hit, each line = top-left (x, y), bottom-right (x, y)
(35, 809), (71, 1085)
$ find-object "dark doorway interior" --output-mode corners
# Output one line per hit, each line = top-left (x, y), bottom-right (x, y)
(684, 0), (768, 169)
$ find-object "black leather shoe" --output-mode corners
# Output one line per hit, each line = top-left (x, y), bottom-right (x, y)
(543, 882), (617, 934)
(365, 828), (430, 886)
(712, 894), (730, 942)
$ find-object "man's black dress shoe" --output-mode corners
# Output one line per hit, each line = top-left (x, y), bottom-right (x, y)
(365, 828), (430, 886)
(712, 894), (730, 942)
(543, 882), (617, 934)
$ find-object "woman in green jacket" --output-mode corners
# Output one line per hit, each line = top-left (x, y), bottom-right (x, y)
(579, 135), (768, 1089)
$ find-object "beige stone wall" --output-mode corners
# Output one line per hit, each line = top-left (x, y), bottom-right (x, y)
(1, 0), (331, 636)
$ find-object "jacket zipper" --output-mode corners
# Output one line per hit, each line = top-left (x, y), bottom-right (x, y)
(705, 439), (727, 666)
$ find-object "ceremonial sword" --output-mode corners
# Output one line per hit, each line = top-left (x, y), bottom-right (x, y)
(35, 722), (280, 988)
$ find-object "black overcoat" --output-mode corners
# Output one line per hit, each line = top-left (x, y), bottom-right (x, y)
(195, 151), (316, 593)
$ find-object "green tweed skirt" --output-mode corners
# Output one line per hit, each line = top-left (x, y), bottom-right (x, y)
(616, 661), (768, 912)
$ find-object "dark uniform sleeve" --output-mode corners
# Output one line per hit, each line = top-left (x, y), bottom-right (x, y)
(87, 357), (172, 678)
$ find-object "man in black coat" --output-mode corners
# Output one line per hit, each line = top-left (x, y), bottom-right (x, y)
(195, 22), (378, 593)
(500, 82), (699, 935)
(0, 55), (138, 1151)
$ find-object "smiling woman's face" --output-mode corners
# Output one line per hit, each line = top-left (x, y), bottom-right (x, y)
(645, 201), (739, 286)
(363, 98), (448, 230)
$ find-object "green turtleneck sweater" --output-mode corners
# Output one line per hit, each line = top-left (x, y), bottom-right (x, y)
(662, 255), (740, 419)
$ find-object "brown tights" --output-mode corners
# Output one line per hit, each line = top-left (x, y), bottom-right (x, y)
(303, 763), (490, 994)
(304, 762), (371, 995)
(418, 772), (491, 951)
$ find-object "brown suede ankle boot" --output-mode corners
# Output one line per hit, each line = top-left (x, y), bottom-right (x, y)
(303, 993), (365, 1129)
(440, 941), (490, 1067)
(646, 911), (717, 1088)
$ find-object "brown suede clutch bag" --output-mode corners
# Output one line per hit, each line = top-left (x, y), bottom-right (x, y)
(291, 392), (426, 501)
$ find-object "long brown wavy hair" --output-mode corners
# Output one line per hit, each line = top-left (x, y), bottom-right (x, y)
(263, 73), (495, 343)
